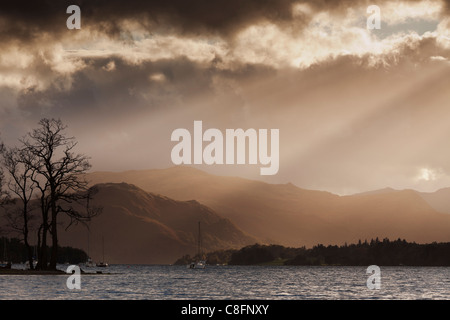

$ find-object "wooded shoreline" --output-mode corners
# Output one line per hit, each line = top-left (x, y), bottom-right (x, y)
(0, 268), (66, 275)
(0, 268), (111, 275)
(175, 238), (450, 266)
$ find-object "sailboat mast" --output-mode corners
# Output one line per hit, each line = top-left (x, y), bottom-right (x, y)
(87, 229), (90, 259)
(198, 221), (202, 258)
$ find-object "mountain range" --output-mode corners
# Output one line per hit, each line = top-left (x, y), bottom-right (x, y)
(356, 187), (450, 215)
(58, 182), (256, 264)
(68, 166), (450, 265)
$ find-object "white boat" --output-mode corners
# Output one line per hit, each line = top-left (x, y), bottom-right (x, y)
(25, 259), (38, 269)
(96, 261), (108, 268)
(188, 221), (206, 269)
(96, 236), (108, 268)
(188, 260), (206, 269)
(84, 258), (96, 267)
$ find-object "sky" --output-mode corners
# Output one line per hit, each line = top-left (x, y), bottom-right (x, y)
(0, 0), (449, 195)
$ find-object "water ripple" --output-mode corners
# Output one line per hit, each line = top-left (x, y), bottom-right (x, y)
(0, 265), (449, 300)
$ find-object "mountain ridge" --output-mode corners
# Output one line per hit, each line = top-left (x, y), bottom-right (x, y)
(58, 182), (257, 264)
(85, 167), (450, 248)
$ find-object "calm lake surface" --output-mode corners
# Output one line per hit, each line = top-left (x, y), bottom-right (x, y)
(1, 264), (449, 300)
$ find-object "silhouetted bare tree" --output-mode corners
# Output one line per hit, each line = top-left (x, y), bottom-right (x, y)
(0, 146), (38, 269)
(20, 118), (100, 270)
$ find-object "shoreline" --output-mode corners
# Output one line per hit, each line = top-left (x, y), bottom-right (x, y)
(0, 268), (113, 275)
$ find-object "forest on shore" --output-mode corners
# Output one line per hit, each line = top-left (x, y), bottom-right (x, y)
(0, 237), (88, 265)
(174, 238), (450, 266)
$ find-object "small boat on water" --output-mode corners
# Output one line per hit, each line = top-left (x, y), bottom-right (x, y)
(96, 236), (108, 268)
(188, 260), (206, 269)
(96, 261), (109, 268)
(188, 221), (206, 269)
(25, 259), (38, 269)
(84, 258), (96, 267)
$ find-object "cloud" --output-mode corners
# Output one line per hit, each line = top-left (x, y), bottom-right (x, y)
(1, 0), (450, 194)
(1, 0), (448, 119)
(1, 0), (448, 44)
(1, 1), (448, 68)
(416, 168), (441, 181)
(0, 0), (298, 42)
(2, 0), (447, 95)
(381, 0), (443, 24)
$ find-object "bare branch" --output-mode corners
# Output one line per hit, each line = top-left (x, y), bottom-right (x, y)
(18, 118), (100, 270)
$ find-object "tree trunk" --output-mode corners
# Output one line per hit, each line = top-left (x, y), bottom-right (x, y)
(49, 221), (58, 269)
(36, 224), (41, 269)
(37, 207), (49, 270)
(49, 188), (58, 270)
(39, 226), (48, 270)
(22, 201), (34, 270)
(25, 240), (34, 270)
(23, 217), (33, 270)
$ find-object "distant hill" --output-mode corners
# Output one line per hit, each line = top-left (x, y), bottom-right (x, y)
(353, 187), (399, 196)
(355, 186), (450, 215)
(86, 167), (450, 248)
(417, 188), (450, 214)
(58, 183), (256, 264)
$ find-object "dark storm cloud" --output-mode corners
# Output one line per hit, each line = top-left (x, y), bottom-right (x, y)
(0, 1), (71, 42)
(308, 0), (446, 14)
(14, 55), (275, 120)
(12, 29), (448, 128)
(0, 0), (297, 41)
(3, 0), (446, 43)
(86, 0), (297, 36)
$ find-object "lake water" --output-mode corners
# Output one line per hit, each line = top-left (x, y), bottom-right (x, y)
(1, 264), (449, 300)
